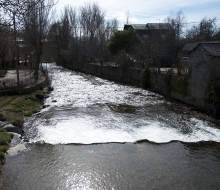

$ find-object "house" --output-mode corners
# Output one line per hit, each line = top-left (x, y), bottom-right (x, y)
(124, 23), (175, 66)
(179, 41), (220, 116)
(180, 41), (220, 80)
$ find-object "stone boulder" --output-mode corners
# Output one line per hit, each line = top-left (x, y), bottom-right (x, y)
(3, 124), (24, 136)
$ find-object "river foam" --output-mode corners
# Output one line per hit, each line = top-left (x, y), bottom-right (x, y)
(24, 64), (220, 145)
(28, 113), (220, 144)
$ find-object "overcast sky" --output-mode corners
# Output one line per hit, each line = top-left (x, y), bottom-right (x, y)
(55, 0), (220, 28)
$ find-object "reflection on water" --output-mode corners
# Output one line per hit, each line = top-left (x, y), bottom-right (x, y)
(184, 141), (220, 161)
(2, 142), (220, 190)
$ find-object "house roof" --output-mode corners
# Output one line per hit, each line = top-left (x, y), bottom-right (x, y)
(182, 41), (220, 56)
(124, 24), (147, 30)
(126, 24), (147, 30)
(146, 23), (173, 30)
(201, 42), (220, 56)
(182, 43), (199, 52)
(124, 23), (173, 31)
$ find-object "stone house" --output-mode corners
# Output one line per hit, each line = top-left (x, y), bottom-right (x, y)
(180, 41), (220, 78)
(180, 41), (220, 117)
(124, 23), (175, 67)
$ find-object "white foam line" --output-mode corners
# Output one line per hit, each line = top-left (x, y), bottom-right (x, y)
(29, 117), (220, 145)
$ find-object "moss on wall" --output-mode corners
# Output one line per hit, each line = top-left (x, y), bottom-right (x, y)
(205, 81), (220, 118)
(171, 75), (189, 96)
(142, 68), (151, 89)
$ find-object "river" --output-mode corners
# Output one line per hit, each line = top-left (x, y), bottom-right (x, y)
(1, 63), (220, 189)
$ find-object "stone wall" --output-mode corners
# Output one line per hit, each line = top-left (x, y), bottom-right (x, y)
(147, 71), (220, 119)
(68, 62), (145, 87)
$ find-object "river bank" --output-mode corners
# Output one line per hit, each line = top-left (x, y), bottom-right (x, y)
(0, 89), (48, 167)
(0, 70), (49, 169)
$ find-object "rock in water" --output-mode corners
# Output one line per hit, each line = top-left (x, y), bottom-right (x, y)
(7, 144), (27, 156)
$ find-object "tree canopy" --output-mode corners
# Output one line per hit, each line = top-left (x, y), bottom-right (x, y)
(107, 29), (138, 55)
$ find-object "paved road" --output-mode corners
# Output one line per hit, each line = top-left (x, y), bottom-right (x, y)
(0, 70), (35, 89)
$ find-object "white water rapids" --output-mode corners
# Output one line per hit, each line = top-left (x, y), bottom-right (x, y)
(24, 63), (220, 144)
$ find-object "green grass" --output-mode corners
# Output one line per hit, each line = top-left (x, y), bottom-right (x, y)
(0, 128), (11, 165)
(0, 89), (46, 166)
(0, 91), (44, 127)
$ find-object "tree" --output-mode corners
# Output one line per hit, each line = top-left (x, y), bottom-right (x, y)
(0, 21), (11, 69)
(186, 17), (218, 42)
(0, 0), (55, 84)
(214, 29), (220, 40)
(23, 0), (55, 80)
(165, 10), (185, 40)
(46, 3), (118, 67)
(79, 3), (105, 60)
(0, 0), (33, 86)
(107, 29), (138, 55)
(105, 18), (118, 40)
(52, 6), (74, 67)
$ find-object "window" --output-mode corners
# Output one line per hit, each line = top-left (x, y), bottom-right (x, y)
(181, 57), (189, 62)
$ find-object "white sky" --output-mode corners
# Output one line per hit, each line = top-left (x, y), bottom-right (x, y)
(54, 0), (220, 28)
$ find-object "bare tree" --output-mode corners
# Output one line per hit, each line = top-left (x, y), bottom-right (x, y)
(0, 25), (11, 69)
(105, 18), (118, 40)
(68, 6), (78, 38)
(80, 3), (105, 39)
(23, 0), (55, 80)
(0, 0), (32, 86)
(0, 0), (52, 84)
(47, 3), (118, 67)
(165, 10), (185, 40)
(186, 17), (218, 42)
(79, 3), (105, 60)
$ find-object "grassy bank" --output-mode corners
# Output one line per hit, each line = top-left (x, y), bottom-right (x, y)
(0, 90), (45, 127)
(0, 89), (47, 166)
(0, 128), (13, 166)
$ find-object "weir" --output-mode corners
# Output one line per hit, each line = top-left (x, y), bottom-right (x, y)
(1, 64), (220, 190)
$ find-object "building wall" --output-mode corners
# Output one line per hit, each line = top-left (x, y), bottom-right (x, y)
(143, 29), (174, 66)
(210, 57), (220, 80)
(188, 46), (210, 105)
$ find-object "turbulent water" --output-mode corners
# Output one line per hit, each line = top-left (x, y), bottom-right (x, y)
(24, 63), (220, 144)
(2, 63), (220, 190)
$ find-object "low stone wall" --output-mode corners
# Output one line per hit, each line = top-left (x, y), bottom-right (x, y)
(148, 71), (171, 96)
(147, 71), (220, 119)
(68, 62), (145, 87)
